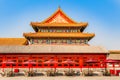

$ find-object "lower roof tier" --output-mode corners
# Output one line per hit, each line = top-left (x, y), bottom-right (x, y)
(23, 32), (95, 41)
(0, 45), (109, 53)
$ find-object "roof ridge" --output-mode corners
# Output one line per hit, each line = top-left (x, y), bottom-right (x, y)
(40, 7), (77, 23)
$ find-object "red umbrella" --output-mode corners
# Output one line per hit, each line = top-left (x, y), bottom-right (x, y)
(62, 59), (76, 71)
(85, 59), (99, 68)
(23, 60), (37, 71)
(103, 59), (120, 70)
(44, 59), (58, 64)
(85, 59), (99, 63)
(44, 59), (58, 72)
(2, 60), (16, 64)
(62, 59), (76, 64)
(103, 59), (120, 75)
(85, 59), (99, 74)
(23, 60), (36, 65)
(2, 60), (16, 72)
(104, 59), (119, 63)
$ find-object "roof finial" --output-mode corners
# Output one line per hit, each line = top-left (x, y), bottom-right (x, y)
(58, 5), (61, 9)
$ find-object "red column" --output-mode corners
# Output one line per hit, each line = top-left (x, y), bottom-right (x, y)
(113, 63), (115, 75)
(36, 57), (38, 68)
(79, 58), (83, 72)
(16, 57), (18, 69)
(42, 56), (44, 68)
(2, 56), (5, 72)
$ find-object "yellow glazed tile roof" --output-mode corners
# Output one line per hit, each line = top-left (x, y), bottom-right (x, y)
(39, 7), (76, 23)
(0, 38), (28, 45)
(109, 50), (120, 54)
(31, 23), (88, 27)
(23, 32), (95, 40)
(0, 45), (109, 53)
(31, 7), (88, 28)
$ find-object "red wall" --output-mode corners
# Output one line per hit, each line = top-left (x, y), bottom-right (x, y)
(0, 53), (107, 68)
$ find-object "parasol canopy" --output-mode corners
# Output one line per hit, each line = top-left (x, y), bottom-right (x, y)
(44, 59), (58, 64)
(85, 59), (99, 63)
(2, 60), (16, 64)
(62, 59), (76, 64)
(2, 60), (16, 72)
(23, 60), (37, 71)
(103, 59), (120, 63)
(23, 60), (36, 64)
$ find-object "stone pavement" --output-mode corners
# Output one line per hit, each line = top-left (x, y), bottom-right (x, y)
(0, 76), (120, 80)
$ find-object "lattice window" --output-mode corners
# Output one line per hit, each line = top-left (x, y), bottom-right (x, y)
(38, 39), (42, 44)
(63, 39), (67, 43)
(80, 39), (86, 44)
(49, 29), (53, 32)
(76, 39), (80, 43)
(46, 40), (50, 44)
(85, 40), (88, 44)
(67, 40), (71, 44)
(71, 40), (76, 43)
(34, 39), (38, 44)
(30, 39), (33, 44)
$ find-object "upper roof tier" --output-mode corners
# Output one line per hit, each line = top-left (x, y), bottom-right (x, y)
(31, 7), (88, 32)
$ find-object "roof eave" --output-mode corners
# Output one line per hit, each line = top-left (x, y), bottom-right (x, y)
(31, 23), (88, 27)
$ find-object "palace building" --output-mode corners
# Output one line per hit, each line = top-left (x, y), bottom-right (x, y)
(0, 7), (118, 69)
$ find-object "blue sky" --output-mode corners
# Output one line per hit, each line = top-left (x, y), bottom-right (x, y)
(0, 0), (120, 50)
